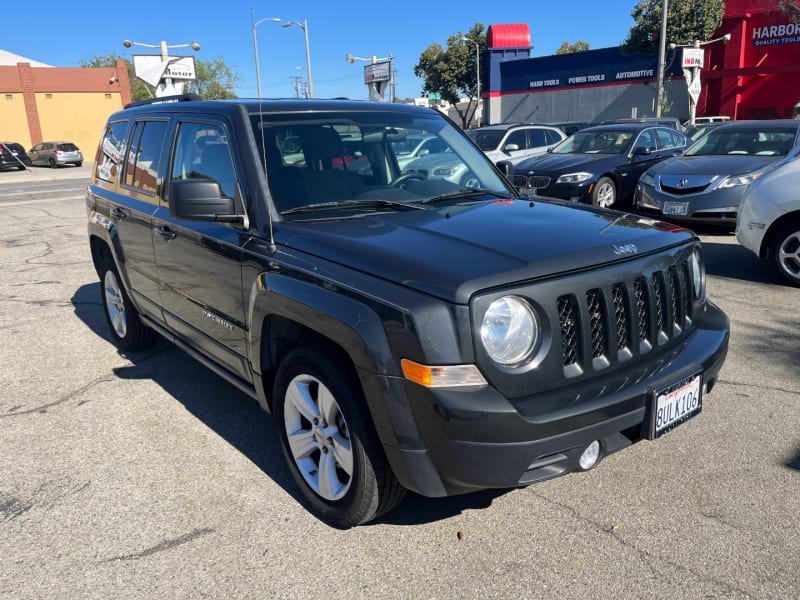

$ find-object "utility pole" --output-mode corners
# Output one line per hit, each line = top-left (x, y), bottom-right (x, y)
(655, 0), (669, 117)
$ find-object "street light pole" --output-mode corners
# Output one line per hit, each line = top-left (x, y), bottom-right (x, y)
(250, 9), (281, 98)
(668, 33), (731, 126)
(462, 37), (481, 126)
(283, 19), (313, 98)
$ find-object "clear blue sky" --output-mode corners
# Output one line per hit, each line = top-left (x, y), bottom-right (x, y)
(1, 1), (637, 100)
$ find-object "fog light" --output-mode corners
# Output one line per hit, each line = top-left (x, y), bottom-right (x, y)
(578, 440), (601, 470)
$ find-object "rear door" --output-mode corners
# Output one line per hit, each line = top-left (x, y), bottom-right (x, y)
(92, 119), (165, 320)
(152, 116), (250, 380)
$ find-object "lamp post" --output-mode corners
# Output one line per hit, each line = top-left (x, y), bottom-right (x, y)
(250, 9), (280, 98)
(462, 37), (481, 127)
(283, 19), (313, 98)
(123, 38), (200, 96)
(346, 53), (394, 101)
(668, 33), (731, 126)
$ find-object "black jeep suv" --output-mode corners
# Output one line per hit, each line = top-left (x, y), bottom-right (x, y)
(86, 96), (729, 528)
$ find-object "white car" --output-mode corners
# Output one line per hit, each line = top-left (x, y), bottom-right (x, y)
(467, 123), (565, 166)
(736, 147), (800, 286)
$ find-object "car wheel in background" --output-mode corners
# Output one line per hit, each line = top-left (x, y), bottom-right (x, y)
(460, 171), (479, 189)
(273, 346), (405, 528)
(592, 177), (616, 208)
(770, 221), (800, 287)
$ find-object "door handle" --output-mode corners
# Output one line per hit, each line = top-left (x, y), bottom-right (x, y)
(154, 225), (177, 241)
(110, 207), (126, 220)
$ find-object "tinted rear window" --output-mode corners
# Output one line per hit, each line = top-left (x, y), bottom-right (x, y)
(58, 143), (79, 151)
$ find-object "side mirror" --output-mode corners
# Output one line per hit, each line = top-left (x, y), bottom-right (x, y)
(495, 160), (513, 177)
(633, 147), (652, 156)
(503, 143), (520, 153)
(167, 179), (241, 223)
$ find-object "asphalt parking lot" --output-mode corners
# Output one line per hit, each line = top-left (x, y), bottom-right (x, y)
(1, 164), (798, 598)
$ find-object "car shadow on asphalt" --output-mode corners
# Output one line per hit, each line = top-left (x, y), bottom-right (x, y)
(72, 281), (516, 527)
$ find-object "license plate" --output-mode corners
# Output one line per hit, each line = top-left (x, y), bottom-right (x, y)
(662, 201), (689, 216)
(651, 372), (702, 438)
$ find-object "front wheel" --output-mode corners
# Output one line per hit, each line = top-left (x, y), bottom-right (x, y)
(770, 221), (800, 287)
(99, 256), (157, 350)
(273, 346), (404, 528)
(592, 176), (616, 208)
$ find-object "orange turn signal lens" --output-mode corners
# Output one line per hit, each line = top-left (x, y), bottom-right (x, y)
(400, 359), (487, 388)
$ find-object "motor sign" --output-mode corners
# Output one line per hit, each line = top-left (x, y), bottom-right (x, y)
(681, 48), (705, 69)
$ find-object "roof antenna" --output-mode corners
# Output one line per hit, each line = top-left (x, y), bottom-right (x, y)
(251, 8), (280, 253)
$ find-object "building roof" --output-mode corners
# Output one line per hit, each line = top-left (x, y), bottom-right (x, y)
(0, 49), (52, 67)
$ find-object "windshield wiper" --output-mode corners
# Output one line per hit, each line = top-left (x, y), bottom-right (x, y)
(420, 188), (513, 205)
(281, 198), (426, 215)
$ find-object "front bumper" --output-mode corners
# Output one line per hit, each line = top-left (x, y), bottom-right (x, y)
(381, 301), (729, 497)
(635, 183), (740, 227)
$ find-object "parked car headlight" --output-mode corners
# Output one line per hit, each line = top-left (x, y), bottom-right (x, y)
(556, 172), (592, 184)
(639, 171), (655, 187)
(717, 171), (763, 189)
(689, 246), (706, 303)
(480, 296), (538, 366)
(433, 165), (462, 177)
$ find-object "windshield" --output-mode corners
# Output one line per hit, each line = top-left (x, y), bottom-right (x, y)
(686, 127), (797, 157)
(551, 130), (632, 155)
(250, 110), (511, 216)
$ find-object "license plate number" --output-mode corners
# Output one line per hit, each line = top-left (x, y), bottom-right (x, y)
(662, 201), (689, 216)
(651, 373), (702, 438)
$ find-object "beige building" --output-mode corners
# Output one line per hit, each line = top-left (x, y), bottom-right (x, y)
(0, 50), (132, 161)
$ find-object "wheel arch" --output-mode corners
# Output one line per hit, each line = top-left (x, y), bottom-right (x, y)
(760, 210), (800, 259)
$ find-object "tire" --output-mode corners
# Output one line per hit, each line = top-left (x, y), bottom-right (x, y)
(49, 158), (57, 168)
(460, 171), (479, 189)
(592, 177), (616, 208)
(99, 256), (158, 350)
(769, 221), (800, 287)
(273, 346), (405, 528)
(76, 162), (83, 167)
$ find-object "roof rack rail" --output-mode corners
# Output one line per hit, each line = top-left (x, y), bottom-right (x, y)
(125, 93), (201, 109)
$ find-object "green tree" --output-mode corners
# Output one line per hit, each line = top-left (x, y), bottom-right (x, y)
(80, 54), (239, 101)
(555, 41), (591, 54)
(623, 0), (724, 54)
(414, 24), (486, 128)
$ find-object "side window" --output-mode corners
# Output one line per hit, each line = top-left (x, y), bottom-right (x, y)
(95, 120), (129, 184)
(634, 130), (657, 153)
(544, 129), (562, 145)
(124, 120), (168, 193)
(505, 130), (526, 150)
(528, 129), (547, 148)
(170, 122), (236, 199)
(671, 130), (687, 147)
(655, 128), (675, 150)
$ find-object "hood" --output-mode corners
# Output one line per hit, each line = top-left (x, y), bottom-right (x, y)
(275, 198), (693, 304)
(648, 154), (777, 178)
(514, 152), (619, 175)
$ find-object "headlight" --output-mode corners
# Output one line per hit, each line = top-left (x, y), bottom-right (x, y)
(480, 296), (538, 366)
(716, 171), (763, 189)
(689, 246), (706, 303)
(556, 171), (592, 184)
(433, 165), (462, 177)
(639, 171), (655, 187)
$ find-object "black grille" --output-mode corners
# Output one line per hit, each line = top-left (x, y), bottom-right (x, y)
(556, 261), (693, 377)
(661, 184), (708, 195)
(514, 175), (551, 189)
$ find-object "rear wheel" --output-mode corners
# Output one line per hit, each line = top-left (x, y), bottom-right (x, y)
(48, 158), (57, 168)
(99, 256), (157, 350)
(770, 221), (800, 287)
(592, 177), (616, 208)
(273, 346), (405, 528)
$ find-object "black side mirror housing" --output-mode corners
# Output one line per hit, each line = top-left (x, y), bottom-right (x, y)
(167, 179), (240, 223)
